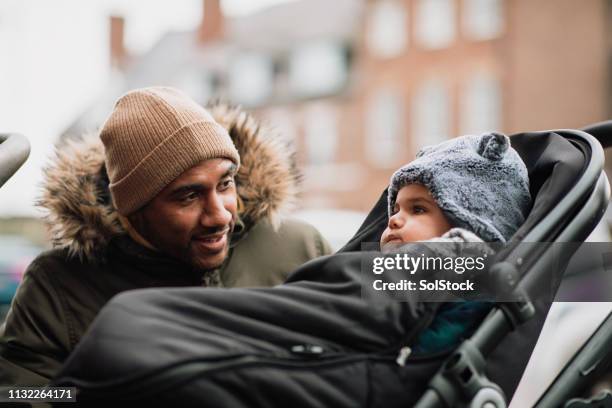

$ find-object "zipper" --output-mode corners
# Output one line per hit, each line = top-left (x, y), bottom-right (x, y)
(370, 302), (443, 363)
(371, 345), (455, 364)
(65, 306), (451, 399)
(396, 347), (412, 367)
(67, 352), (370, 400)
(69, 347), (456, 403)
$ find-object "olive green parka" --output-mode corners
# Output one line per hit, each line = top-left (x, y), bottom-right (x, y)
(0, 104), (331, 385)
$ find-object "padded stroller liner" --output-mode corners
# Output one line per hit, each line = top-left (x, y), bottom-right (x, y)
(52, 131), (587, 406)
(53, 253), (550, 407)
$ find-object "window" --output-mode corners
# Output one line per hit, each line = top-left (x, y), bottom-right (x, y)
(462, 0), (503, 40)
(262, 108), (297, 143)
(366, 0), (408, 58)
(365, 89), (405, 167)
(412, 79), (450, 149)
(303, 104), (338, 165)
(460, 73), (501, 135)
(289, 42), (348, 98)
(415, 0), (455, 49)
(228, 53), (273, 107)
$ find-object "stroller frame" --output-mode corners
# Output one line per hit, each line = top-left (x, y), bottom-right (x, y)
(537, 309), (612, 407)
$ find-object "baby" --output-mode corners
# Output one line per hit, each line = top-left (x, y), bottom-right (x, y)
(380, 132), (532, 354)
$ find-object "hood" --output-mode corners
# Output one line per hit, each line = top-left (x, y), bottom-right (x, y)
(38, 103), (300, 261)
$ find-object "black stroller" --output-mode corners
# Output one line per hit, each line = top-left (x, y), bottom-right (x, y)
(2, 123), (611, 407)
(344, 122), (612, 408)
(0, 133), (30, 190)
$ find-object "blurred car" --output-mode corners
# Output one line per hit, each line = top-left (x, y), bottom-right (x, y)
(0, 235), (42, 320)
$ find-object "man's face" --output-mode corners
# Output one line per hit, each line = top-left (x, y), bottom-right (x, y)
(130, 158), (238, 271)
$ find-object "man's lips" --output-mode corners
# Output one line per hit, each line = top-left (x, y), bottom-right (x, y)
(193, 229), (230, 253)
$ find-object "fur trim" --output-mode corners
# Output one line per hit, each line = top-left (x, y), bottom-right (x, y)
(208, 103), (300, 228)
(37, 133), (122, 261)
(37, 103), (300, 261)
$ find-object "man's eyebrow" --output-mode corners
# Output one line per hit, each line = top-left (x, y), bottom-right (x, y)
(223, 163), (237, 178)
(169, 164), (237, 196)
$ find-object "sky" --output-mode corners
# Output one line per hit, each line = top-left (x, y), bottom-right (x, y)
(0, 0), (295, 217)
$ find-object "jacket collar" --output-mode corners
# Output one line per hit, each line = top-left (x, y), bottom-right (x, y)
(38, 103), (300, 262)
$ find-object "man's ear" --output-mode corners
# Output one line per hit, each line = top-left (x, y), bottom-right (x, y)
(236, 194), (244, 214)
(126, 211), (146, 235)
(120, 210), (158, 251)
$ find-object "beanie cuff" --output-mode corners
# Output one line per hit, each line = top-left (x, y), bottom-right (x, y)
(109, 120), (240, 215)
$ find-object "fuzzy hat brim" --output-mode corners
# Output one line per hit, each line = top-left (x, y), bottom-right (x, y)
(388, 133), (531, 243)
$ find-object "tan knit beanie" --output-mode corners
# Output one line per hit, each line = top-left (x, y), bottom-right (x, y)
(100, 87), (240, 215)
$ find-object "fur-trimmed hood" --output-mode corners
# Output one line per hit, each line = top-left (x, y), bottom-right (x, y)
(39, 103), (300, 261)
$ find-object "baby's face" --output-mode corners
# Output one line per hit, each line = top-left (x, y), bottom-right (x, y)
(380, 184), (452, 248)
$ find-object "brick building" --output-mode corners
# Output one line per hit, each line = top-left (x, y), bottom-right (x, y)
(63, 0), (612, 212)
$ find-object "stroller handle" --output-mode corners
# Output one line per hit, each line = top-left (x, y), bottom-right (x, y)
(582, 120), (612, 148)
(0, 133), (30, 189)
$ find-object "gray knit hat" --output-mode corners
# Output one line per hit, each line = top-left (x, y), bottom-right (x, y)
(388, 132), (531, 243)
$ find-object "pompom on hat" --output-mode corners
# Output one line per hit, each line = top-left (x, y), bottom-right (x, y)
(388, 132), (531, 243)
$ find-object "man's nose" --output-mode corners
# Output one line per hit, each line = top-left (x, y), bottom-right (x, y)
(200, 192), (232, 228)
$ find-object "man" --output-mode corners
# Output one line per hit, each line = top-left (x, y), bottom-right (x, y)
(0, 87), (332, 384)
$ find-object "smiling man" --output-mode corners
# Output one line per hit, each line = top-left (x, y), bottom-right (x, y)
(126, 159), (240, 274)
(0, 87), (332, 384)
